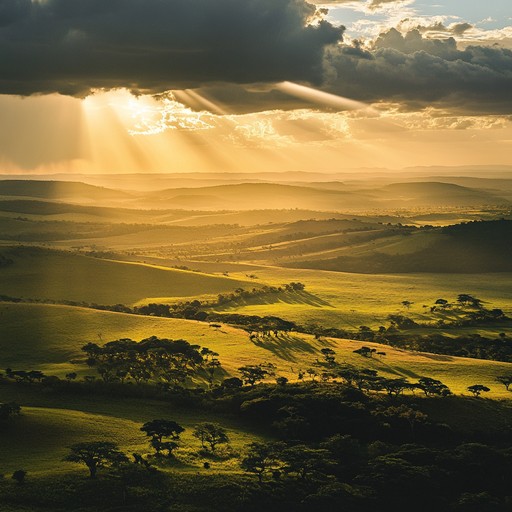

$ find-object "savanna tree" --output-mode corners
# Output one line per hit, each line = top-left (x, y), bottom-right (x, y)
(495, 375), (512, 391)
(193, 423), (229, 453)
(417, 377), (451, 397)
(467, 384), (490, 397)
(141, 419), (185, 456)
(238, 363), (276, 387)
(65, 442), (128, 479)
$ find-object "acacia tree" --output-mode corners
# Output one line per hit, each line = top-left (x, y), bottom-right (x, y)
(141, 419), (185, 456)
(238, 363), (276, 387)
(353, 347), (377, 358)
(467, 384), (490, 397)
(417, 377), (451, 397)
(65, 442), (128, 479)
(495, 375), (512, 391)
(380, 377), (412, 397)
(193, 423), (229, 453)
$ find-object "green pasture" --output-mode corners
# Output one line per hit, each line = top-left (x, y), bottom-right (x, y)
(223, 265), (512, 330)
(0, 392), (265, 475)
(1, 303), (511, 398)
(0, 247), (250, 304)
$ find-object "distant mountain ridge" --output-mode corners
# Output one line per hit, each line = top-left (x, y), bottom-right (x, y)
(0, 180), (133, 203)
(0, 178), (509, 211)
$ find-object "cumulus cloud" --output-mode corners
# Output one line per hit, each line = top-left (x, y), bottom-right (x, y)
(0, 0), (342, 96)
(2, 1), (511, 116)
(324, 29), (512, 113)
(312, 0), (412, 11)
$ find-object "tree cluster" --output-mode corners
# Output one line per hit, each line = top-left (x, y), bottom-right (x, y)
(81, 336), (221, 388)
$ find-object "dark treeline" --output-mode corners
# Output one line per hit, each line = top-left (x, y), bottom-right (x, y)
(2, 378), (512, 511)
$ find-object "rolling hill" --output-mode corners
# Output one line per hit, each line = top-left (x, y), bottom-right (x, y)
(1, 302), (511, 398)
(372, 181), (508, 207)
(0, 247), (250, 304)
(145, 181), (509, 211)
(0, 180), (134, 204)
(285, 220), (512, 274)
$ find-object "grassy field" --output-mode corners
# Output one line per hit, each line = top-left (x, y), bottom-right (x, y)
(0, 247), (250, 304)
(1, 186), (512, 503)
(222, 265), (512, 330)
(0, 390), (267, 475)
(1, 302), (511, 398)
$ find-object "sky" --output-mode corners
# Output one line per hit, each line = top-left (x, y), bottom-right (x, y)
(0, 0), (511, 175)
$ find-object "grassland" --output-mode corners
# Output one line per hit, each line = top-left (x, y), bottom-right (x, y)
(2, 302), (511, 399)
(222, 265), (512, 331)
(0, 392), (266, 475)
(1, 178), (512, 503)
(0, 247), (250, 304)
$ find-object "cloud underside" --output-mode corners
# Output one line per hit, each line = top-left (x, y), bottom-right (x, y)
(0, 0), (342, 96)
(0, 1), (511, 114)
(204, 29), (512, 115)
(326, 29), (512, 113)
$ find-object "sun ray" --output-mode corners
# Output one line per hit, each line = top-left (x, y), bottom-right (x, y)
(276, 81), (377, 114)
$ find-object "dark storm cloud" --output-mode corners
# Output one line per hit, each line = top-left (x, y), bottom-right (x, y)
(197, 29), (512, 115)
(0, 0), (343, 96)
(324, 29), (512, 113)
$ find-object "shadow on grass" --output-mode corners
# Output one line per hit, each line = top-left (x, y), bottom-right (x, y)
(250, 333), (335, 362)
(376, 360), (422, 380)
(416, 353), (455, 362)
(215, 290), (333, 310)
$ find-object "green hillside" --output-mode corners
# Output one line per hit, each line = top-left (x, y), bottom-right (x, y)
(1, 302), (511, 398)
(0, 395), (265, 474)
(0, 247), (250, 304)
(286, 220), (512, 273)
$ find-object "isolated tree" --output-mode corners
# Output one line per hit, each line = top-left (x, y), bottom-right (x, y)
(11, 470), (26, 485)
(402, 301), (413, 309)
(358, 326), (374, 340)
(353, 346), (376, 358)
(467, 384), (490, 397)
(65, 372), (77, 383)
(495, 375), (512, 391)
(193, 423), (229, 453)
(141, 419), (184, 456)
(65, 442), (128, 479)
